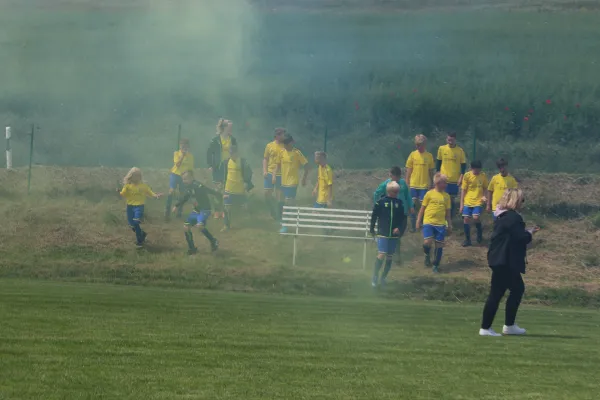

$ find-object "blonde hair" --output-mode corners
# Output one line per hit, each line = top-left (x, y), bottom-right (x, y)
(123, 167), (142, 185)
(180, 138), (189, 147)
(386, 181), (400, 195)
(315, 151), (327, 159)
(414, 134), (427, 145)
(433, 173), (447, 185)
(216, 118), (227, 135)
(497, 188), (524, 211)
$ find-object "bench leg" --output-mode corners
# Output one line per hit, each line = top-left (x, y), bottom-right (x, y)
(293, 236), (297, 266)
(362, 241), (367, 270)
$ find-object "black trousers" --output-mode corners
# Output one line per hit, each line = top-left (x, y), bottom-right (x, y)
(481, 266), (525, 329)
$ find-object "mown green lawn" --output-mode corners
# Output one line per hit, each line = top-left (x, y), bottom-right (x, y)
(0, 280), (599, 399)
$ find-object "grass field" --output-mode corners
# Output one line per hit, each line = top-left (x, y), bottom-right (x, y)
(1, 279), (599, 399)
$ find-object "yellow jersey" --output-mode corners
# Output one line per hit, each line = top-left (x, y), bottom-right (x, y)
(264, 140), (284, 176)
(422, 189), (451, 226)
(437, 144), (466, 184)
(406, 150), (435, 189)
(120, 183), (156, 206)
(488, 174), (518, 211)
(280, 148), (308, 187)
(220, 136), (232, 161)
(317, 164), (334, 204)
(224, 158), (245, 194)
(462, 171), (488, 207)
(170, 150), (194, 176)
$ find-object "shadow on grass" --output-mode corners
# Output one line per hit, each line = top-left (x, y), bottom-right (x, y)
(520, 334), (586, 340)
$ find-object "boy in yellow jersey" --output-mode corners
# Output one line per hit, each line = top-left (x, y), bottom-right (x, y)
(118, 167), (162, 248)
(276, 134), (310, 233)
(436, 132), (466, 219)
(263, 128), (285, 219)
(165, 138), (194, 221)
(487, 158), (518, 221)
(460, 160), (488, 246)
(406, 134), (435, 232)
(222, 145), (253, 232)
(313, 151), (333, 208)
(207, 119), (237, 218)
(416, 173), (452, 273)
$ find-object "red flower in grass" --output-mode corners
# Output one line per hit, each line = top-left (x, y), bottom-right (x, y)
(524, 116), (529, 121)
(412, 88), (418, 93)
(564, 115), (568, 120)
(546, 99), (552, 105)
(576, 103), (581, 108)
(505, 107), (510, 111)
(354, 101), (360, 111)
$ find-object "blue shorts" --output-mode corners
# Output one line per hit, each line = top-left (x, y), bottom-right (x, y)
(410, 188), (428, 202)
(446, 183), (459, 196)
(264, 174), (282, 190)
(223, 192), (246, 206)
(423, 224), (446, 243)
(126, 205), (144, 227)
(377, 237), (399, 255)
(185, 210), (211, 226)
(169, 173), (184, 191)
(281, 186), (298, 200)
(463, 206), (483, 218)
(314, 202), (328, 208)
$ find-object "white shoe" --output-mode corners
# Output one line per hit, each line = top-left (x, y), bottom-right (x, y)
(503, 325), (526, 335)
(479, 328), (502, 337)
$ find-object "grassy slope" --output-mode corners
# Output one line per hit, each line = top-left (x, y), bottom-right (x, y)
(1, 280), (599, 399)
(1, 166), (600, 305)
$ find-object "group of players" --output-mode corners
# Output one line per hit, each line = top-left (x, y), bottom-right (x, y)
(118, 120), (519, 285)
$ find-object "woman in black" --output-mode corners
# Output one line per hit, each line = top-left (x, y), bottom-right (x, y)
(480, 188), (539, 337)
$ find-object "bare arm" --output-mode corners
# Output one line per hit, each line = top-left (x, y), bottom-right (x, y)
(446, 209), (452, 232)
(263, 158), (269, 176)
(406, 168), (412, 188)
(301, 164), (310, 186)
(487, 191), (493, 211)
(416, 206), (425, 229)
(460, 188), (466, 211)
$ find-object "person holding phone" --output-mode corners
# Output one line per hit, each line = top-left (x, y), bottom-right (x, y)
(480, 188), (539, 337)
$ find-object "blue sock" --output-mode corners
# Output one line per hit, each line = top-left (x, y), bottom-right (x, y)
(184, 231), (195, 250)
(475, 223), (483, 237)
(165, 194), (173, 215)
(423, 245), (431, 256)
(373, 258), (384, 280)
(434, 247), (443, 266)
(133, 223), (143, 243)
(381, 259), (393, 280)
(464, 224), (471, 241)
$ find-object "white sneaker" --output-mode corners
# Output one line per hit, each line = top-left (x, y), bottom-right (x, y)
(503, 325), (526, 335)
(479, 328), (502, 337)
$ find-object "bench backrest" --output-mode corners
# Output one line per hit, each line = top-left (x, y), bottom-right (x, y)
(281, 206), (372, 240)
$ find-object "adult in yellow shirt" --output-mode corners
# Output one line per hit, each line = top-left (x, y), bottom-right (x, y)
(436, 132), (466, 219)
(406, 134), (435, 232)
(460, 160), (488, 247)
(313, 151), (333, 208)
(119, 167), (162, 248)
(222, 145), (253, 232)
(165, 138), (194, 221)
(487, 158), (518, 220)
(262, 127), (285, 219)
(276, 134), (310, 233)
(416, 173), (451, 274)
(206, 119), (237, 218)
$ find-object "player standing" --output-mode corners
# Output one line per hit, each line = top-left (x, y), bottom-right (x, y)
(460, 160), (488, 246)
(436, 132), (466, 220)
(313, 151), (333, 208)
(487, 158), (518, 220)
(406, 134), (435, 232)
(263, 128), (286, 219)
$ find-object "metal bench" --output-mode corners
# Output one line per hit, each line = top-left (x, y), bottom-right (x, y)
(280, 206), (372, 268)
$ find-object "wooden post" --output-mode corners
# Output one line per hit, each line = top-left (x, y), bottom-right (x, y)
(5, 127), (12, 169)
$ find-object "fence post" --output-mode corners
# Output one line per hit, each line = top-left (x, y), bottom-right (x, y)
(27, 124), (35, 195)
(363, 212), (369, 270)
(5, 127), (12, 170)
(292, 207), (299, 266)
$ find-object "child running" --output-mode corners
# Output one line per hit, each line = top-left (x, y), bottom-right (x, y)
(313, 151), (333, 208)
(222, 145), (254, 232)
(370, 181), (407, 288)
(406, 134), (435, 232)
(263, 128), (285, 219)
(172, 171), (220, 255)
(417, 173), (452, 273)
(460, 160), (488, 246)
(119, 167), (162, 248)
(165, 138), (194, 221)
(487, 158), (518, 220)
(276, 134), (310, 233)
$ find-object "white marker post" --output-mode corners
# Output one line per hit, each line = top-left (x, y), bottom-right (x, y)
(5, 127), (12, 170)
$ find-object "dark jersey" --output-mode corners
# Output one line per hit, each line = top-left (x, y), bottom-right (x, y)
(175, 181), (220, 212)
(370, 196), (406, 238)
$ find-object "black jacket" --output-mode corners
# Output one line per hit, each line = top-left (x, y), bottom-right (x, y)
(175, 181), (221, 212)
(206, 135), (238, 169)
(487, 209), (532, 274)
(370, 196), (407, 238)
(223, 157), (254, 192)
